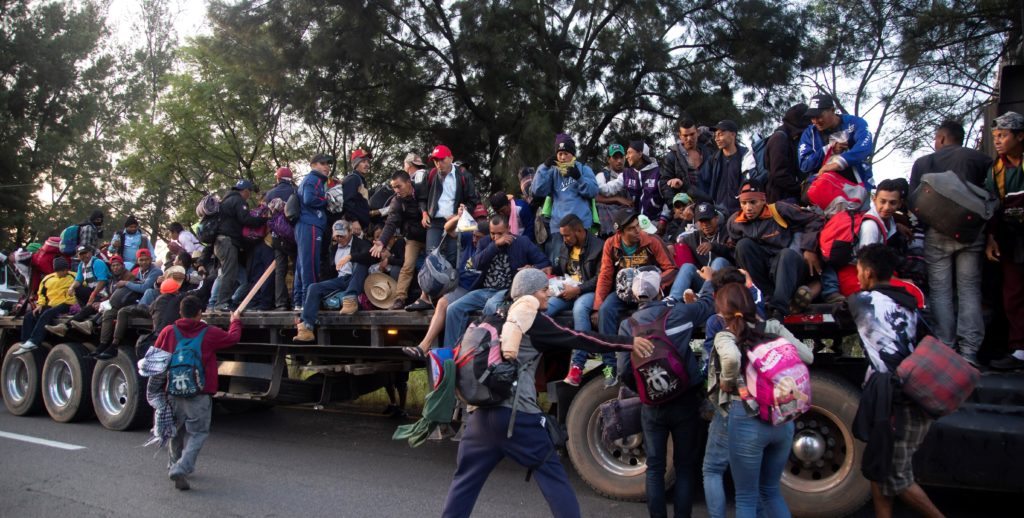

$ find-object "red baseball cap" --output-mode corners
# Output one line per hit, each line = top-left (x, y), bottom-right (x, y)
(351, 149), (371, 161)
(109, 254), (124, 265)
(429, 145), (453, 161)
(275, 167), (293, 180)
(136, 248), (151, 259)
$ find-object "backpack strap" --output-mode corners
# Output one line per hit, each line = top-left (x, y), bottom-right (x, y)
(766, 204), (788, 229)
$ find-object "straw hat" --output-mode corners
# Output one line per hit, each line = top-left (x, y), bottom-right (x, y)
(363, 273), (399, 309)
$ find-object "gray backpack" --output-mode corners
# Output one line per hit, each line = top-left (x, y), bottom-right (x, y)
(910, 170), (998, 244)
(417, 236), (457, 299)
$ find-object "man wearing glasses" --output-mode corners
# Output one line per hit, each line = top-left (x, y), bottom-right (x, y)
(294, 153), (333, 310)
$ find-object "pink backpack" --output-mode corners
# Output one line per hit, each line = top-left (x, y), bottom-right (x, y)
(742, 337), (812, 425)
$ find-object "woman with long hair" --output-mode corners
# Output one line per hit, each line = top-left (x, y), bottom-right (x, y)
(712, 283), (813, 518)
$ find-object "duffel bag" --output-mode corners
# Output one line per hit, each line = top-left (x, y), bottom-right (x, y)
(599, 392), (642, 444)
(910, 171), (997, 244)
(896, 335), (979, 418)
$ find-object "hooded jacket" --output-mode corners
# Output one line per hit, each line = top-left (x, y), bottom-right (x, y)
(553, 232), (604, 294)
(154, 317), (242, 395)
(726, 201), (823, 252)
(594, 232), (677, 308)
(766, 105), (811, 202)
(848, 283), (919, 376)
(298, 170), (329, 229)
(341, 170), (371, 229)
(622, 157), (665, 223)
(798, 113), (875, 189)
(217, 190), (266, 247)
(698, 145), (756, 216)
(680, 224), (733, 268)
(532, 161), (599, 232)
(659, 142), (713, 202)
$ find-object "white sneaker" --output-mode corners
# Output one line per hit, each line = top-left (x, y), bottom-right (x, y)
(13, 341), (37, 355)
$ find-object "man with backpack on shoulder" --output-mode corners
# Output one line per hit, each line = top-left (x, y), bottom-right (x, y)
(765, 103), (810, 203)
(153, 295), (243, 490)
(440, 268), (655, 518)
(264, 167), (297, 310)
(419, 144), (480, 273)
(212, 179), (267, 312)
(108, 215), (154, 270)
(848, 244), (943, 518)
(617, 266), (717, 518)
(532, 133), (599, 263)
(59, 209), (105, 257)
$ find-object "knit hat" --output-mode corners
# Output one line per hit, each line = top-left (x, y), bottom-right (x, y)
(160, 278), (182, 294)
(89, 209), (104, 224)
(124, 215), (139, 228)
(511, 268), (549, 300)
(44, 236), (60, 250)
(26, 242), (42, 253)
(554, 133), (576, 156)
(351, 148), (371, 169)
(52, 257), (69, 272)
(275, 167), (293, 180)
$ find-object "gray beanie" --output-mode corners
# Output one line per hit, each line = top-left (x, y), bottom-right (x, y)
(511, 268), (549, 300)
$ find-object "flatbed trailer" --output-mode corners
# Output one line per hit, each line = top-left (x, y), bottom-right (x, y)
(2, 306), (1022, 517)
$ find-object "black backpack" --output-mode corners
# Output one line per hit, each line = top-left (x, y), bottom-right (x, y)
(197, 214), (220, 245)
(285, 193), (301, 224)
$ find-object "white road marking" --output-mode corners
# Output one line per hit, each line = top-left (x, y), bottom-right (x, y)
(0, 431), (86, 450)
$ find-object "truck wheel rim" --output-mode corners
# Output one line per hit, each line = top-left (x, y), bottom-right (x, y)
(46, 359), (74, 408)
(588, 404), (647, 476)
(4, 357), (29, 403)
(783, 405), (854, 492)
(97, 363), (128, 417)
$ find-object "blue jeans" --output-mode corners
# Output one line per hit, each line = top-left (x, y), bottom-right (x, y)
(669, 257), (731, 300)
(702, 410), (730, 518)
(924, 229), (985, 356)
(207, 268), (248, 309)
(598, 291), (632, 335)
(441, 407), (580, 518)
(443, 288), (507, 348)
(21, 304), (70, 344)
(546, 293), (609, 367)
(820, 266), (839, 296)
(300, 263), (369, 328)
(426, 218), (457, 268)
(641, 390), (702, 518)
(727, 400), (794, 518)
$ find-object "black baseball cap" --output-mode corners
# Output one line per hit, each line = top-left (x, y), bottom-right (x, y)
(614, 211), (639, 232)
(310, 153), (335, 164)
(711, 120), (739, 133)
(805, 94), (835, 118)
(694, 202), (717, 221)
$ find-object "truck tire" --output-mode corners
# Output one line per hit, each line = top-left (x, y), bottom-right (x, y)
(2, 344), (46, 415)
(565, 377), (660, 501)
(41, 342), (96, 422)
(782, 372), (870, 517)
(92, 346), (148, 431)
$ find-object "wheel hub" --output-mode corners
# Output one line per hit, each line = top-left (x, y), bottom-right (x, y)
(5, 357), (29, 403)
(784, 407), (853, 491)
(98, 364), (128, 417)
(46, 359), (74, 408)
(792, 429), (826, 463)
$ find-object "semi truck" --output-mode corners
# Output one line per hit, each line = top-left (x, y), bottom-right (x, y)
(2, 303), (1022, 517)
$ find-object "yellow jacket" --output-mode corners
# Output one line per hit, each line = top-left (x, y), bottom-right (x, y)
(38, 272), (76, 308)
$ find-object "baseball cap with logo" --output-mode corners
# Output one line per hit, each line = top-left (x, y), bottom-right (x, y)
(637, 215), (658, 235)
(608, 143), (625, 157)
(694, 202), (717, 221)
(429, 145), (453, 161)
(805, 94), (835, 118)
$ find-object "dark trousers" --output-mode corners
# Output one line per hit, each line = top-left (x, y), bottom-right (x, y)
(441, 406), (580, 518)
(247, 241), (275, 310)
(1003, 259), (1024, 351)
(21, 304), (69, 344)
(72, 285), (99, 321)
(213, 236), (240, 308)
(734, 238), (806, 314)
(641, 390), (702, 518)
(100, 304), (149, 346)
(272, 237), (297, 308)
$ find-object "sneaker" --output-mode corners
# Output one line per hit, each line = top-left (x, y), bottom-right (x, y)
(602, 365), (618, 389)
(960, 352), (981, 367)
(294, 306), (302, 312)
(13, 341), (36, 355)
(213, 304), (232, 312)
(563, 364), (582, 386)
(405, 299), (433, 312)
(170, 473), (190, 491)
(70, 319), (93, 335)
(990, 354), (1024, 371)
(294, 325), (315, 342)
(340, 297), (358, 315)
(792, 285), (813, 311)
(824, 292), (847, 305)
(45, 324), (68, 337)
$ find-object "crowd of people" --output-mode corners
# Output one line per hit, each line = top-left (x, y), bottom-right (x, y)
(4, 98), (1024, 511)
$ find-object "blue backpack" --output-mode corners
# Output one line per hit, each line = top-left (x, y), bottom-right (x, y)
(749, 132), (777, 186)
(59, 224), (81, 255)
(167, 326), (208, 397)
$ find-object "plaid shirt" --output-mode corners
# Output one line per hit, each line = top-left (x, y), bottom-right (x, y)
(77, 223), (100, 249)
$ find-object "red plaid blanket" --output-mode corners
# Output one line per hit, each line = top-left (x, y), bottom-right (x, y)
(896, 335), (980, 417)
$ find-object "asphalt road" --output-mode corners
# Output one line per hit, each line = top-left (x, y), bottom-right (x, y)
(0, 403), (1014, 517)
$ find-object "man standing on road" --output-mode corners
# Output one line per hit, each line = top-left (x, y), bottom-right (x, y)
(154, 295), (243, 490)
(910, 121), (992, 365)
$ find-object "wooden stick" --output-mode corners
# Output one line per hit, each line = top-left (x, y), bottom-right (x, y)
(235, 260), (276, 314)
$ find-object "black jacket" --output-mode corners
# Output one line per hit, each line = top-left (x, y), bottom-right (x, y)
(217, 190), (266, 247)
(681, 227), (733, 268)
(766, 105), (811, 203)
(418, 166), (480, 220)
(341, 171), (371, 229)
(909, 145), (993, 194)
(553, 232), (604, 294)
(263, 180), (295, 205)
(380, 190), (427, 244)
(328, 236), (376, 270)
(659, 143), (712, 203)
(853, 371), (905, 483)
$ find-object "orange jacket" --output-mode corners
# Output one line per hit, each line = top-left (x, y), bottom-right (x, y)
(594, 232), (677, 309)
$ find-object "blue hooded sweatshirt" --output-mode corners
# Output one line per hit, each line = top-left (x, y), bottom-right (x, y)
(797, 113), (875, 189)
(532, 162), (599, 233)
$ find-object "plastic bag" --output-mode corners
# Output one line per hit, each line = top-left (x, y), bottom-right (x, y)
(456, 205), (477, 233)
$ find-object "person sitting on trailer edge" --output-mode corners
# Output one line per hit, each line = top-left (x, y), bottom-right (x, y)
(14, 257), (75, 355)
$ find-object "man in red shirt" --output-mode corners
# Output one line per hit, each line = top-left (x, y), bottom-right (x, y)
(154, 296), (243, 490)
